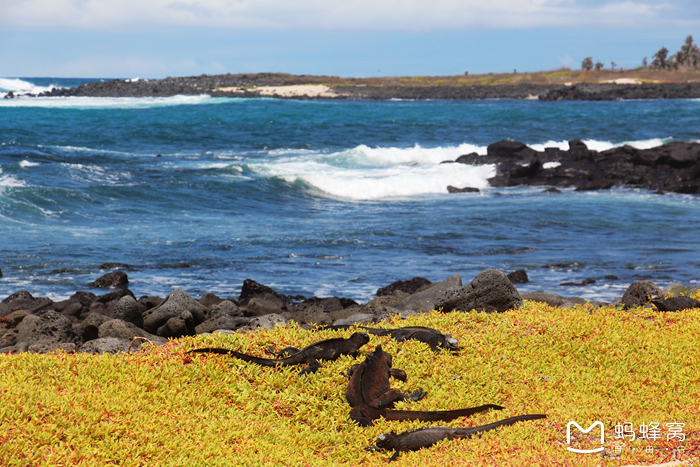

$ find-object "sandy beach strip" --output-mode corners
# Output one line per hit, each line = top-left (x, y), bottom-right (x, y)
(216, 84), (343, 98)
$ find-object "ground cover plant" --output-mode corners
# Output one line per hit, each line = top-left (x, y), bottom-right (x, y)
(1, 297), (699, 466)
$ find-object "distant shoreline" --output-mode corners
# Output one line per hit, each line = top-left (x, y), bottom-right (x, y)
(11, 71), (700, 101)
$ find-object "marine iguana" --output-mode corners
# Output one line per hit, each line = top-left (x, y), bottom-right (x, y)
(367, 414), (547, 461)
(345, 345), (503, 426)
(188, 332), (370, 375)
(320, 325), (459, 352)
(650, 295), (700, 312)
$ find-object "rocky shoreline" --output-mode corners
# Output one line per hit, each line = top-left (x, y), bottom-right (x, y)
(2, 268), (698, 355)
(6, 73), (700, 101)
(443, 139), (700, 194)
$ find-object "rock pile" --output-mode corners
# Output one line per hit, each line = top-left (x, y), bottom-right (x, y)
(443, 139), (700, 194)
(1, 269), (698, 355)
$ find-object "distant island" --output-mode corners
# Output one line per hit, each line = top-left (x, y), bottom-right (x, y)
(22, 69), (700, 101)
(6, 35), (700, 101)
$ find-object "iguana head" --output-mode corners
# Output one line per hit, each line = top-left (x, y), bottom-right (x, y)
(373, 431), (399, 450)
(350, 332), (371, 347)
(443, 334), (460, 350)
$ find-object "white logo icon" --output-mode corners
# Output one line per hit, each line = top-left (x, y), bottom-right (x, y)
(567, 421), (605, 453)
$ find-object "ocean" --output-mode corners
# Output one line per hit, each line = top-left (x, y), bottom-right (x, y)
(1, 77), (699, 304)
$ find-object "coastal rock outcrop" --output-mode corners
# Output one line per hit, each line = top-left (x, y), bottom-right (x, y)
(376, 277), (432, 296)
(88, 271), (129, 289)
(434, 269), (522, 313)
(398, 274), (463, 313)
(621, 280), (662, 309)
(447, 139), (700, 195)
(142, 289), (208, 336)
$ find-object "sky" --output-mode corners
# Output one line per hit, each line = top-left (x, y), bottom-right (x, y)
(1, 0), (699, 78)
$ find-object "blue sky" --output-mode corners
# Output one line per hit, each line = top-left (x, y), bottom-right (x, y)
(1, 0), (698, 78)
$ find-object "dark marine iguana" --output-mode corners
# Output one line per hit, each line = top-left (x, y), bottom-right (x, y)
(367, 413), (547, 461)
(345, 345), (503, 426)
(650, 294), (700, 312)
(188, 332), (370, 375)
(319, 325), (459, 352)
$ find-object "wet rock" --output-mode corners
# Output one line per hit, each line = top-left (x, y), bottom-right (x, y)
(142, 289), (208, 334)
(435, 269), (522, 313)
(398, 274), (463, 313)
(560, 278), (596, 286)
(17, 311), (78, 346)
(507, 270), (529, 284)
(447, 186), (480, 193)
(0, 302), (8, 318)
(543, 187), (562, 193)
(88, 271), (129, 289)
(238, 279), (284, 305)
(621, 280), (662, 309)
(377, 277), (432, 297)
(1, 290), (53, 314)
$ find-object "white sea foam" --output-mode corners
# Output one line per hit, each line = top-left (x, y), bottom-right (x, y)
(252, 144), (495, 200)
(343, 143), (486, 166)
(0, 94), (224, 109)
(0, 173), (27, 188)
(19, 160), (39, 168)
(0, 78), (57, 97)
(529, 138), (672, 152)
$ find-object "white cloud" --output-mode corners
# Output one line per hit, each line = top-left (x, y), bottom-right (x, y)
(0, 0), (692, 30)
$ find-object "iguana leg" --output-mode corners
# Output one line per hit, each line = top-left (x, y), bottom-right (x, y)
(409, 388), (427, 402)
(298, 359), (322, 375)
(350, 408), (375, 427)
(267, 346), (301, 357)
(372, 389), (424, 409)
(389, 368), (407, 382)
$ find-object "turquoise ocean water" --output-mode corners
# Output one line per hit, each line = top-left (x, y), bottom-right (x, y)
(1, 78), (699, 302)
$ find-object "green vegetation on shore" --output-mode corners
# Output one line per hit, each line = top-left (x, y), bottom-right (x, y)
(2, 297), (699, 466)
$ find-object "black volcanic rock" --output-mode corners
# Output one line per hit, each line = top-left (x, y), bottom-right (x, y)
(449, 139), (700, 195)
(88, 271), (129, 289)
(507, 270), (529, 284)
(377, 277), (432, 296)
(435, 269), (522, 313)
(447, 185), (480, 193)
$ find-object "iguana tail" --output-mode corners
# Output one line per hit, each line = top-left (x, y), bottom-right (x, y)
(384, 403), (505, 422)
(450, 414), (547, 438)
(188, 347), (296, 367)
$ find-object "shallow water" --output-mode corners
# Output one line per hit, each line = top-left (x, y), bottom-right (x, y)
(1, 78), (699, 302)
